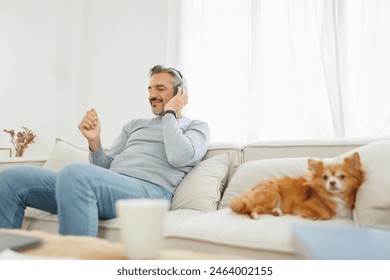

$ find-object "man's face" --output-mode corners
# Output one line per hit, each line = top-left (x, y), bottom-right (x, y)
(148, 73), (175, 116)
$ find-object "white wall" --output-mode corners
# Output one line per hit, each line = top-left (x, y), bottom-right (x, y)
(0, 0), (170, 157)
(0, 0), (57, 157)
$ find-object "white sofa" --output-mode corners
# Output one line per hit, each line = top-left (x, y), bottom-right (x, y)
(8, 138), (390, 259)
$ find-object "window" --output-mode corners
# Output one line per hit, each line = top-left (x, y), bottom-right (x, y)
(170, 0), (390, 142)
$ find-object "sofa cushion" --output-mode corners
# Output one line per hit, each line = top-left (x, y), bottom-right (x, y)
(23, 207), (204, 243)
(219, 157), (308, 209)
(43, 139), (89, 171)
(165, 208), (354, 255)
(171, 153), (231, 212)
(203, 143), (243, 185)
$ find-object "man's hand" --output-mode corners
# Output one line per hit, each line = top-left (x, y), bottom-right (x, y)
(164, 87), (189, 114)
(78, 108), (101, 152)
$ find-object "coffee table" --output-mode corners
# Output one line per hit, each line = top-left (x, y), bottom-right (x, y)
(292, 224), (390, 260)
(0, 229), (246, 260)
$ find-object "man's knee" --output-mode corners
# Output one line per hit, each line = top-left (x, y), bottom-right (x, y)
(0, 167), (36, 192)
(56, 163), (92, 195)
(0, 168), (18, 193)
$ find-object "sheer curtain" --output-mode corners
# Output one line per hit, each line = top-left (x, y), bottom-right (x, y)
(168, 0), (390, 143)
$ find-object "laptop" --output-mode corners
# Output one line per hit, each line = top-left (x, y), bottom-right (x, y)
(0, 232), (43, 252)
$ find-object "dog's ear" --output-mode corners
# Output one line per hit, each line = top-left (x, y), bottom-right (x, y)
(308, 159), (324, 174)
(344, 152), (365, 184)
(344, 152), (361, 171)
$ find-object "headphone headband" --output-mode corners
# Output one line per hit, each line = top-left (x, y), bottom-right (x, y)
(169, 68), (183, 79)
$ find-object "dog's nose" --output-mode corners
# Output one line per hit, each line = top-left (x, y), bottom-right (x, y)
(330, 181), (336, 187)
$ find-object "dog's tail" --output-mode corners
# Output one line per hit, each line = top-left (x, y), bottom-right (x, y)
(230, 195), (252, 215)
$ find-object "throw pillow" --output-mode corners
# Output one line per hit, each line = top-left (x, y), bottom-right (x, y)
(219, 157), (308, 209)
(170, 152), (231, 212)
(337, 140), (390, 230)
(43, 139), (89, 171)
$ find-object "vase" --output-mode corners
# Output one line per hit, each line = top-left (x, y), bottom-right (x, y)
(15, 148), (25, 157)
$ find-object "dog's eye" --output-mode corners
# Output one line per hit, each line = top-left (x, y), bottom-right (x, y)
(322, 175), (328, 180)
(339, 174), (346, 179)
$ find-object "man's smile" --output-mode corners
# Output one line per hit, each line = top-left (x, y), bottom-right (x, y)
(150, 98), (163, 106)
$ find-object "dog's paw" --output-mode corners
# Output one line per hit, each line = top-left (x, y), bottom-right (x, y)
(250, 212), (260, 219)
(317, 214), (332, 220)
(272, 208), (283, 216)
(311, 211), (332, 220)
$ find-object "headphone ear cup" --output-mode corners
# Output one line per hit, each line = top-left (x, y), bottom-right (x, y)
(173, 85), (179, 96)
(181, 83), (188, 94)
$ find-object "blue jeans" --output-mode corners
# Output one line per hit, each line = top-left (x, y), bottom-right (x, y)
(0, 164), (172, 236)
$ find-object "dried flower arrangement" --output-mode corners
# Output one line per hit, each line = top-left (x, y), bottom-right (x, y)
(3, 127), (37, 157)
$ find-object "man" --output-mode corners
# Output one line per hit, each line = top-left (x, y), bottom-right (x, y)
(0, 65), (210, 236)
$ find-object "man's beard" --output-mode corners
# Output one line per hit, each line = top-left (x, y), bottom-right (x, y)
(150, 97), (164, 117)
(152, 108), (164, 117)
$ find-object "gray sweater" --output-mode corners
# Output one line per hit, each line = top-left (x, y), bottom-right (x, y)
(89, 114), (210, 194)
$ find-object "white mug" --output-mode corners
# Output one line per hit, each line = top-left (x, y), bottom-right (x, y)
(115, 199), (170, 259)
